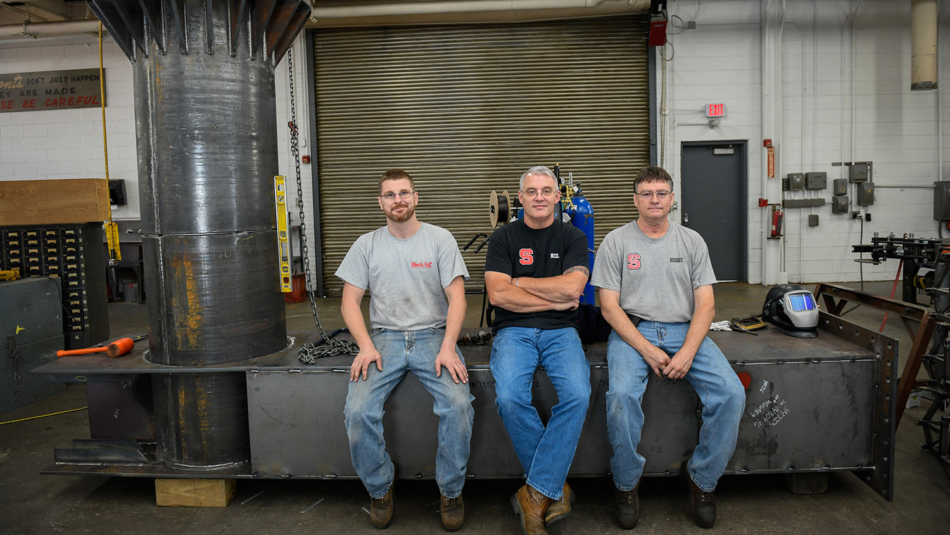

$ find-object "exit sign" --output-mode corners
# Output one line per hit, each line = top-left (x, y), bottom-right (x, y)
(705, 103), (726, 118)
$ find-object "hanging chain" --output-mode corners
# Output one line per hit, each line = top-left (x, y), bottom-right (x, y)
(286, 45), (359, 363)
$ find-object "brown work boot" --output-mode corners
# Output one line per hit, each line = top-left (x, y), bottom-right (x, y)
(440, 493), (464, 532)
(685, 472), (716, 529)
(615, 482), (640, 529)
(544, 482), (576, 526)
(510, 484), (552, 535)
(370, 484), (394, 529)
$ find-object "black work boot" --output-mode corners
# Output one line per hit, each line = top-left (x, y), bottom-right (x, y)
(370, 484), (394, 529)
(685, 472), (716, 529)
(615, 482), (640, 529)
(440, 493), (464, 532)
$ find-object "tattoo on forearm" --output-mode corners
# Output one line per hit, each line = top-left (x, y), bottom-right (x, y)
(563, 266), (590, 277)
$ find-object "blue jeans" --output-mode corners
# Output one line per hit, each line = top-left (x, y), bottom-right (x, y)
(344, 328), (475, 499)
(490, 327), (591, 500)
(606, 322), (745, 493)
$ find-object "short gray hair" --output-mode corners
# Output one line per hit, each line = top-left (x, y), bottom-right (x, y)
(519, 165), (559, 190)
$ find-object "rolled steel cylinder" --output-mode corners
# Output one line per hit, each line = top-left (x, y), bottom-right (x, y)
(88, 0), (310, 469)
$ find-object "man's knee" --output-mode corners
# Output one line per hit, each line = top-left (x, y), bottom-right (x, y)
(442, 388), (475, 418)
(724, 377), (746, 414)
(606, 386), (642, 415)
(344, 388), (379, 427)
(493, 383), (521, 413)
(557, 379), (591, 413)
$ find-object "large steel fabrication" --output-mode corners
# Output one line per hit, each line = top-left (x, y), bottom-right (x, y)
(36, 311), (897, 501)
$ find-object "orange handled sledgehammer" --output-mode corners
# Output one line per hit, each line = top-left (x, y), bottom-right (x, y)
(56, 337), (135, 358)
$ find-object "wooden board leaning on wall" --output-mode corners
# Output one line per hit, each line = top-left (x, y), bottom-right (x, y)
(0, 179), (110, 226)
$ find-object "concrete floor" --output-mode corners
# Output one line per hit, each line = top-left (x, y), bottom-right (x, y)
(2, 282), (950, 534)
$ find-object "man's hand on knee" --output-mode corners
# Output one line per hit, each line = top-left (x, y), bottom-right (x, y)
(662, 351), (695, 380)
(435, 347), (469, 384)
(351, 348), (383, 382)
(640, 344), (672, 378)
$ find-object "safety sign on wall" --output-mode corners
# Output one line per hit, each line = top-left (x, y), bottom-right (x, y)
(0, 68), (105, 113)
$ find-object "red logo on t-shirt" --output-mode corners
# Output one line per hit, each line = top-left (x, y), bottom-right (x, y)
(519, 248), (534, 265)
(411, 261), (433, 269)
(626, 253), (641, 270)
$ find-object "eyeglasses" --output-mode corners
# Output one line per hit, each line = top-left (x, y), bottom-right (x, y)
(521, 188), (556, 198)
(636, 190), (671, 200)
(380, 190), (415, 201)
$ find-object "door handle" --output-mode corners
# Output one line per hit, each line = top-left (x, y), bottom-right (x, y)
(683, 213), (689, 225)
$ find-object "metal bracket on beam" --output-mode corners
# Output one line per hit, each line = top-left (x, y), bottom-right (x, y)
(168, 0), (189, 54)
(86, 0), (137, 61)
(227, 0), (249, 56)
(250, 0), (278, 59)
(135, 0), (166, 54)
(264, 0), (297, 60)
(273, 2), (308, 64)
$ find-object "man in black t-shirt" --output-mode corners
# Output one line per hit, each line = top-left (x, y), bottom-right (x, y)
(484, 165), (592, 535)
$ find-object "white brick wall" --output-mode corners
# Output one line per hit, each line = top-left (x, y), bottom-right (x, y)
(275, 34), (320, 291)
(663, 0), (950, 284)
(3, 1), (949, 288)
(0, 34), (138, 220)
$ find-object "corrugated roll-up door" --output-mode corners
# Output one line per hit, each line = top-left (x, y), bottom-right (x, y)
(314, 16), (649, 296)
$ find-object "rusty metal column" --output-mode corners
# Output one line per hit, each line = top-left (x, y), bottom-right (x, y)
(87, 0), (310, 469)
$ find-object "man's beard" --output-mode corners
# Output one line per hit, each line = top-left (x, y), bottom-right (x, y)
(385, 203), (415, 223)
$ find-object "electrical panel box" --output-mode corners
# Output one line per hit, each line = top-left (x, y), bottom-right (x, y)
(785, 173), (804, 191)
(833, 179), (848, 196)
(808, 214), (819, 227)
(856, 183), (874, 206)
(109, 179), (127, 206)
(934, 181), (950, 220)
(833, 195), (850, 214)
(849, 162), (870, 183)
(805, 172), (827, 190)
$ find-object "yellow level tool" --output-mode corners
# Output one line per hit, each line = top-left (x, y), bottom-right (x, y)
(105, 221), (121, 262)
(274, 175), (292, 293)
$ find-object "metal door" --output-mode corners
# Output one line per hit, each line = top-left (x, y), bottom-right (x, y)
(680, 142), (747, 281)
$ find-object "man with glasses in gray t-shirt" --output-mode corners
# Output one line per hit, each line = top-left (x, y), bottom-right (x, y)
(591, 166), (745, 530)
(336, 169), (474, 532)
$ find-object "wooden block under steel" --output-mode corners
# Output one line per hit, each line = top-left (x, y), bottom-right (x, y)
(783, 473), (828, 495)
(155, 478), (236, 508)
(0, 179), (110, 226)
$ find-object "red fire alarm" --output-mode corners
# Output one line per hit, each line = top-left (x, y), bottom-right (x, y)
(302, 155), (311, 164)
(649, 19), (668, 47)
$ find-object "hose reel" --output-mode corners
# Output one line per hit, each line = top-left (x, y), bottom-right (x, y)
(489, 190), (513, 228)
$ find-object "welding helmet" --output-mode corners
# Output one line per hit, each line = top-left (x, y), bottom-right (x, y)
(762, 284), (819, 338)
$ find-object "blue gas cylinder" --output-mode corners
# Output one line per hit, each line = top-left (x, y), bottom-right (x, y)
(567, 194), (595, 305)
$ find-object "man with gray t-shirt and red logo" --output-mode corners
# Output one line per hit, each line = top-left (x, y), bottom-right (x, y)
(591, 166), (745, 530)
(336, 169), (474, 532)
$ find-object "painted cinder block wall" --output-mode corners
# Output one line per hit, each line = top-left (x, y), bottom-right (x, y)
(660, 0), (950, 284)
(1, 0), (948, 285)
